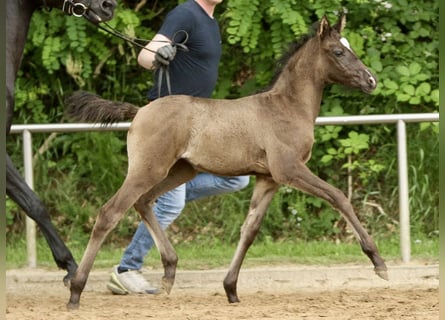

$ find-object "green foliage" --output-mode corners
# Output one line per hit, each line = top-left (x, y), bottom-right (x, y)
(381, 62), (438, 105)
(322, 131), (369, 163)
(7, 0), (438, 248)
(6, 233), (439, 270)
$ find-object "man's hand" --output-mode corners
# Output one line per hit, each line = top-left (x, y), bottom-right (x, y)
(154, 44), (177, 67)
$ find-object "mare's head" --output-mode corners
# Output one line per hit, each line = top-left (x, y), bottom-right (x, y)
(57, 0), (117, 23)
(314, 14), (377, 93)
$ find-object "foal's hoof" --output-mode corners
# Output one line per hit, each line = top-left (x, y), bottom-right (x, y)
(66, 301), (79, 310)
(161, 277), (174, 294)
(228, 295), (241, 304)
(223, 281), (240, 303)
(374, 266), (389, 281)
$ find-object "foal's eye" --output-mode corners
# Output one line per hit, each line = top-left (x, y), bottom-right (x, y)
(333, 49), (344, 57)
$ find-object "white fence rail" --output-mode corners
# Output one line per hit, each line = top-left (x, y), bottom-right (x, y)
(9, 113), (439, 267)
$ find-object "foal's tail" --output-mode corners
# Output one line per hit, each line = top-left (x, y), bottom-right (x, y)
(65, 91), (140, 126)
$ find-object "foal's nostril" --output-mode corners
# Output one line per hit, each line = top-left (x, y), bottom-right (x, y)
(364, 69), (377, 89)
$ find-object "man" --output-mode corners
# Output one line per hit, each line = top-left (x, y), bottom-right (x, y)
(107, 0), (250, 295)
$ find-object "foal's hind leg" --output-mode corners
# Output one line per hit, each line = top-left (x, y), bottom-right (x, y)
(6, 154), (77, 283)
(283, 164), (388, 280)
(224, 175), (279, 303)
(134, 160), (198, 295)
(67, 175), (155, 310)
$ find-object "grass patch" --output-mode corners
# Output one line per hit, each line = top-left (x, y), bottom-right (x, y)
(6, 234), (438, 271)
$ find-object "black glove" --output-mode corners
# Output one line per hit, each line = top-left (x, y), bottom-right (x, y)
(154, 44), (177, 67)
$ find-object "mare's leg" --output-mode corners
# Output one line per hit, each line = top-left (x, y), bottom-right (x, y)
(6, 153), (77, 282)
(223, 175), (279, 303)
(281, 163), (388, 279)
(133, 160), (198, 294)
(67, 172), (161, 310)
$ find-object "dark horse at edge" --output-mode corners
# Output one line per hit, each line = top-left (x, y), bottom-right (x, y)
(6, 0), (117, 283)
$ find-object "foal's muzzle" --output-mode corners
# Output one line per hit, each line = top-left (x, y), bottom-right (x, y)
(361, 69), (377, 93)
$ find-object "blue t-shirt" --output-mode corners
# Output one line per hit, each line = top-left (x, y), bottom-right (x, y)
(147, 0), (222, 100)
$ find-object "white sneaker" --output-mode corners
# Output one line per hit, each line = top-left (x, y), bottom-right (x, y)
(107, 265), (160, 295)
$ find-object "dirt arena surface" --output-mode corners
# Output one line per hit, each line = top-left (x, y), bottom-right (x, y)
(6, 262), (438, 320)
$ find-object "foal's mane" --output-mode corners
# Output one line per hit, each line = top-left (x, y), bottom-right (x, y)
(261, 23), (319, 92)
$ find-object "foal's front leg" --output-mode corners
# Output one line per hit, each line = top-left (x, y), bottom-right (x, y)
(224, 175), (279, 303)
(284, 163), (388, 280)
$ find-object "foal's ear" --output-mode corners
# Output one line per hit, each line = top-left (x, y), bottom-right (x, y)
(333, 14), (347, 33)
(317, 15), (331, 38)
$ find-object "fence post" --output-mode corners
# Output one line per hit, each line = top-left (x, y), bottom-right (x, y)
(397, 120), (411, 263)
(23, 129), (37, 268)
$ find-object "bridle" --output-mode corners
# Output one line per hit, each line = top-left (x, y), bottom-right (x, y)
(57, 0), (161, 51)
(61, 0), (90, 17)
(41, 0), (92, 17)
(45, 0), (189, 97)
(52, 0), (188, 56)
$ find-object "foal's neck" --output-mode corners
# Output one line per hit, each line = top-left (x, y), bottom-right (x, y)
(269, 41), (325, 123)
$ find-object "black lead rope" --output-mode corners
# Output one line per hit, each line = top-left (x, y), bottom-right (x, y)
(156, 31), (189, 98)
(54, 0), (190, 98)
(94, 21), (189, 98)
(158, 65), (171, 99)
(95, 21), (159, 53)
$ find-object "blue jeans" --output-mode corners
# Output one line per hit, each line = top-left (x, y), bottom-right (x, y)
(119, 173), (250, 270)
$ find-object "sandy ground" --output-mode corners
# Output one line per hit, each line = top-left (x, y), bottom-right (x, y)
(6, 262), (438, 320)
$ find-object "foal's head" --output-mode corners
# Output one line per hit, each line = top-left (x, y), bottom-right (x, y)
(314, 15), (377, 93)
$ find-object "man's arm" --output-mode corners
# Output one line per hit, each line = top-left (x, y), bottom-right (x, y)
(137, 34), (172, 70)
